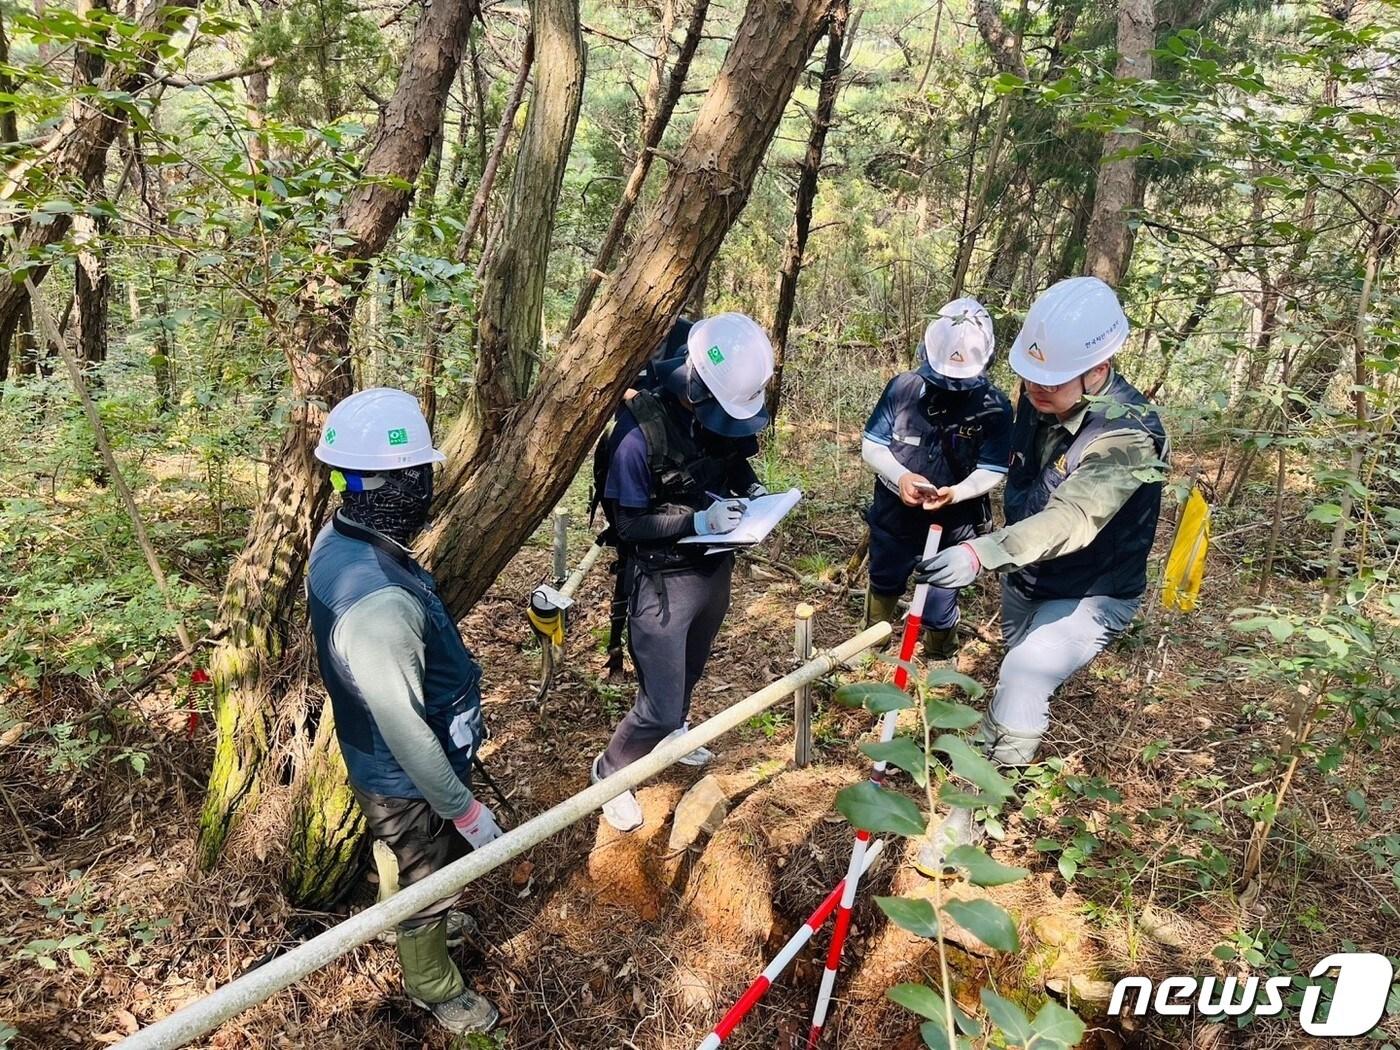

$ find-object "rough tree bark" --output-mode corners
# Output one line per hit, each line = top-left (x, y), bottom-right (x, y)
(197, 0), (480, 894)
(0, 1), (195, 339)
(426, 0), (840, 614)
(1082, 0), (1155, 287)
(767, 0), (850, 419)
(566, 0), (711, 332)
(449, 0), (585, 462)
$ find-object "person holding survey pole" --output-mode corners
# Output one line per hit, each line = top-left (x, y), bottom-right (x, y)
(590, 313), (780, 832)
(913, 277), (1169, 869)
(860, 297), (1013, 660)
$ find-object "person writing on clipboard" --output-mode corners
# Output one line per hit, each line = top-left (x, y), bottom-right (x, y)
(590, 313), (774, 832)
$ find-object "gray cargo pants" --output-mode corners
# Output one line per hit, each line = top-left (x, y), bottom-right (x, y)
(979, 583), (1140, 765)
(599, 556), (732, 775)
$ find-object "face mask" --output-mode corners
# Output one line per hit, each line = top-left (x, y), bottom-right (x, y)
(337, 464), (434, 546)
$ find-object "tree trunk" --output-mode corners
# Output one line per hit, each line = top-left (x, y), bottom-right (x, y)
(426, 0), (839, 615)
(0, 1), (195, 338)
(284, 702), (366, 907)
(567, 0), (711, 332)
(74, 215), (111, 378)
(1322, 190), (1398, 608)
(768, 0), (850, 421)
(454, 33), (535, 263)
(1082, 0), (1154, 287)
(452, 0), (585, 459)
(949, 0), (1025, 300)
(197, 0), (480, 876)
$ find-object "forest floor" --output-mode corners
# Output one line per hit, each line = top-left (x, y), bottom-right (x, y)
(1, 419), (1397, 1050)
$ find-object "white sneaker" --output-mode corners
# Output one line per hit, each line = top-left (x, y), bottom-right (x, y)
(657, 723), (714, 767)
(592, 754), (643, 832)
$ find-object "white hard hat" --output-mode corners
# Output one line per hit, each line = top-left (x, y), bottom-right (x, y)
(1009, 276), (1130, 386)
(924, 297), (994, 379)
(315, 387), (445, 471)
(686, 312), (775, 436)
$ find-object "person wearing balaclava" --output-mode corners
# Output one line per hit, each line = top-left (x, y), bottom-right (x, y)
(591, 313), (774, 833)
(306, 388), (500, 1036)
(860, 297), (1013, 660)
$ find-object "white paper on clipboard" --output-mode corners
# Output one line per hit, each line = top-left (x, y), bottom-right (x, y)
(678, 487), (802, 548)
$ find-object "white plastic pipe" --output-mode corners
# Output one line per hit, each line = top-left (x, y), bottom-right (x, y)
(118, 621), (892, 1050)
(559, 541), (604, 599)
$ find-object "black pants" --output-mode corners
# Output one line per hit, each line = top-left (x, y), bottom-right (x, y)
(353, 786), (468, 930)
(599, 556), (732, 775)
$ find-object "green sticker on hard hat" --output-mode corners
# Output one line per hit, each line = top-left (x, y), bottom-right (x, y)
(707, 345), (725, 365)
(325, 428), (336, 445)
(387, 428), (409, 446)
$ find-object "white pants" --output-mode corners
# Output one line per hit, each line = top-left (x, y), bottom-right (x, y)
(980, 584), (1140, 764)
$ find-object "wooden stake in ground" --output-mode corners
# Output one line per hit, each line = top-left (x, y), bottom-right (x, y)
(24, 276), (193, 653)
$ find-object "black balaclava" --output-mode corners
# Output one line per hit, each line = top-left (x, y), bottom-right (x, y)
(338, 463), (434, 546)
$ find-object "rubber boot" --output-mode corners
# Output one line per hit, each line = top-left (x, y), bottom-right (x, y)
(397, 917), (498, 1034)
(921, 625), (960, 662)
(864, 588), (902, 650)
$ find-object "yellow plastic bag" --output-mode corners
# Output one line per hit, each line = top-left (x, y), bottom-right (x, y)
(1162, 486), (1210, 612)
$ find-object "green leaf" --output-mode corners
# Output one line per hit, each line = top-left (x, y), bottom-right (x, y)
(1231, 615), (1295, 642)
(1031, 1000), (1086, 1048)
(68, 947), (94, 973)
(890, 984), (983, 1035)
(888, 982), (947, 1019)
(835, 681), (913, 713)
(980, 988), (1034, 1044)
(943, 898), (1019, 952)
(937, 784), (987, 808)
(924, 698), (983, 729)
(919, 1019), (959, 1050)
(925, 668), (985, 699)
(876, 896), (940, 938)
(945, 846), (1029, 887)
(933, 735), (1013, 801)
(834, 781), (926, 836)
(861, 738), (929, 786)
(1307, 502), (1342, 523)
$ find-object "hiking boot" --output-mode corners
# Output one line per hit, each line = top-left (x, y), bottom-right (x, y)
(864, 588), (902, 650)
(410, 988), (500, 1035)
(913, 806), (982, 878)
(376, 909), (476, 948)
(657, 722), (714, 767)
(921, 625), (960, 662)
(592, 754), (643, 832)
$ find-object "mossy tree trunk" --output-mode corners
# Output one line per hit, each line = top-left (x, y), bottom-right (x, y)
(197, 0), (481, 880)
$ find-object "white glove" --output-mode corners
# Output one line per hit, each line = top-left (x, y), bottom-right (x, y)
(914, 543), (983, 588)
(452, 798), (502, 848)
(695, 499), (744, 536)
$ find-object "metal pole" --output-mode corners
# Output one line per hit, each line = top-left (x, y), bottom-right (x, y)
(551, 509), (570, 586)
(793, 603), (815, 768)
(117, 622), (892, 1050)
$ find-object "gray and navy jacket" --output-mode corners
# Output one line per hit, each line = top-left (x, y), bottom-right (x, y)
(1002, 372), (1168, 601)
(307, 514), (484, 808)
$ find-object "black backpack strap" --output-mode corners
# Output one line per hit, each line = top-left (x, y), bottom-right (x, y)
(627, 390), (696, 493)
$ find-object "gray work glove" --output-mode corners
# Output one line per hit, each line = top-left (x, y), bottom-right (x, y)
(914, 543), (982, 588)
(745, 482), (769, 498)
(695, 499), (745, 536)
(452, 798), (503, 849)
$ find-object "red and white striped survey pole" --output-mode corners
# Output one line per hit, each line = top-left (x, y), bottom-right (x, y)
(694, 839), (886, 1050)
(805, 523), (943, 1048)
